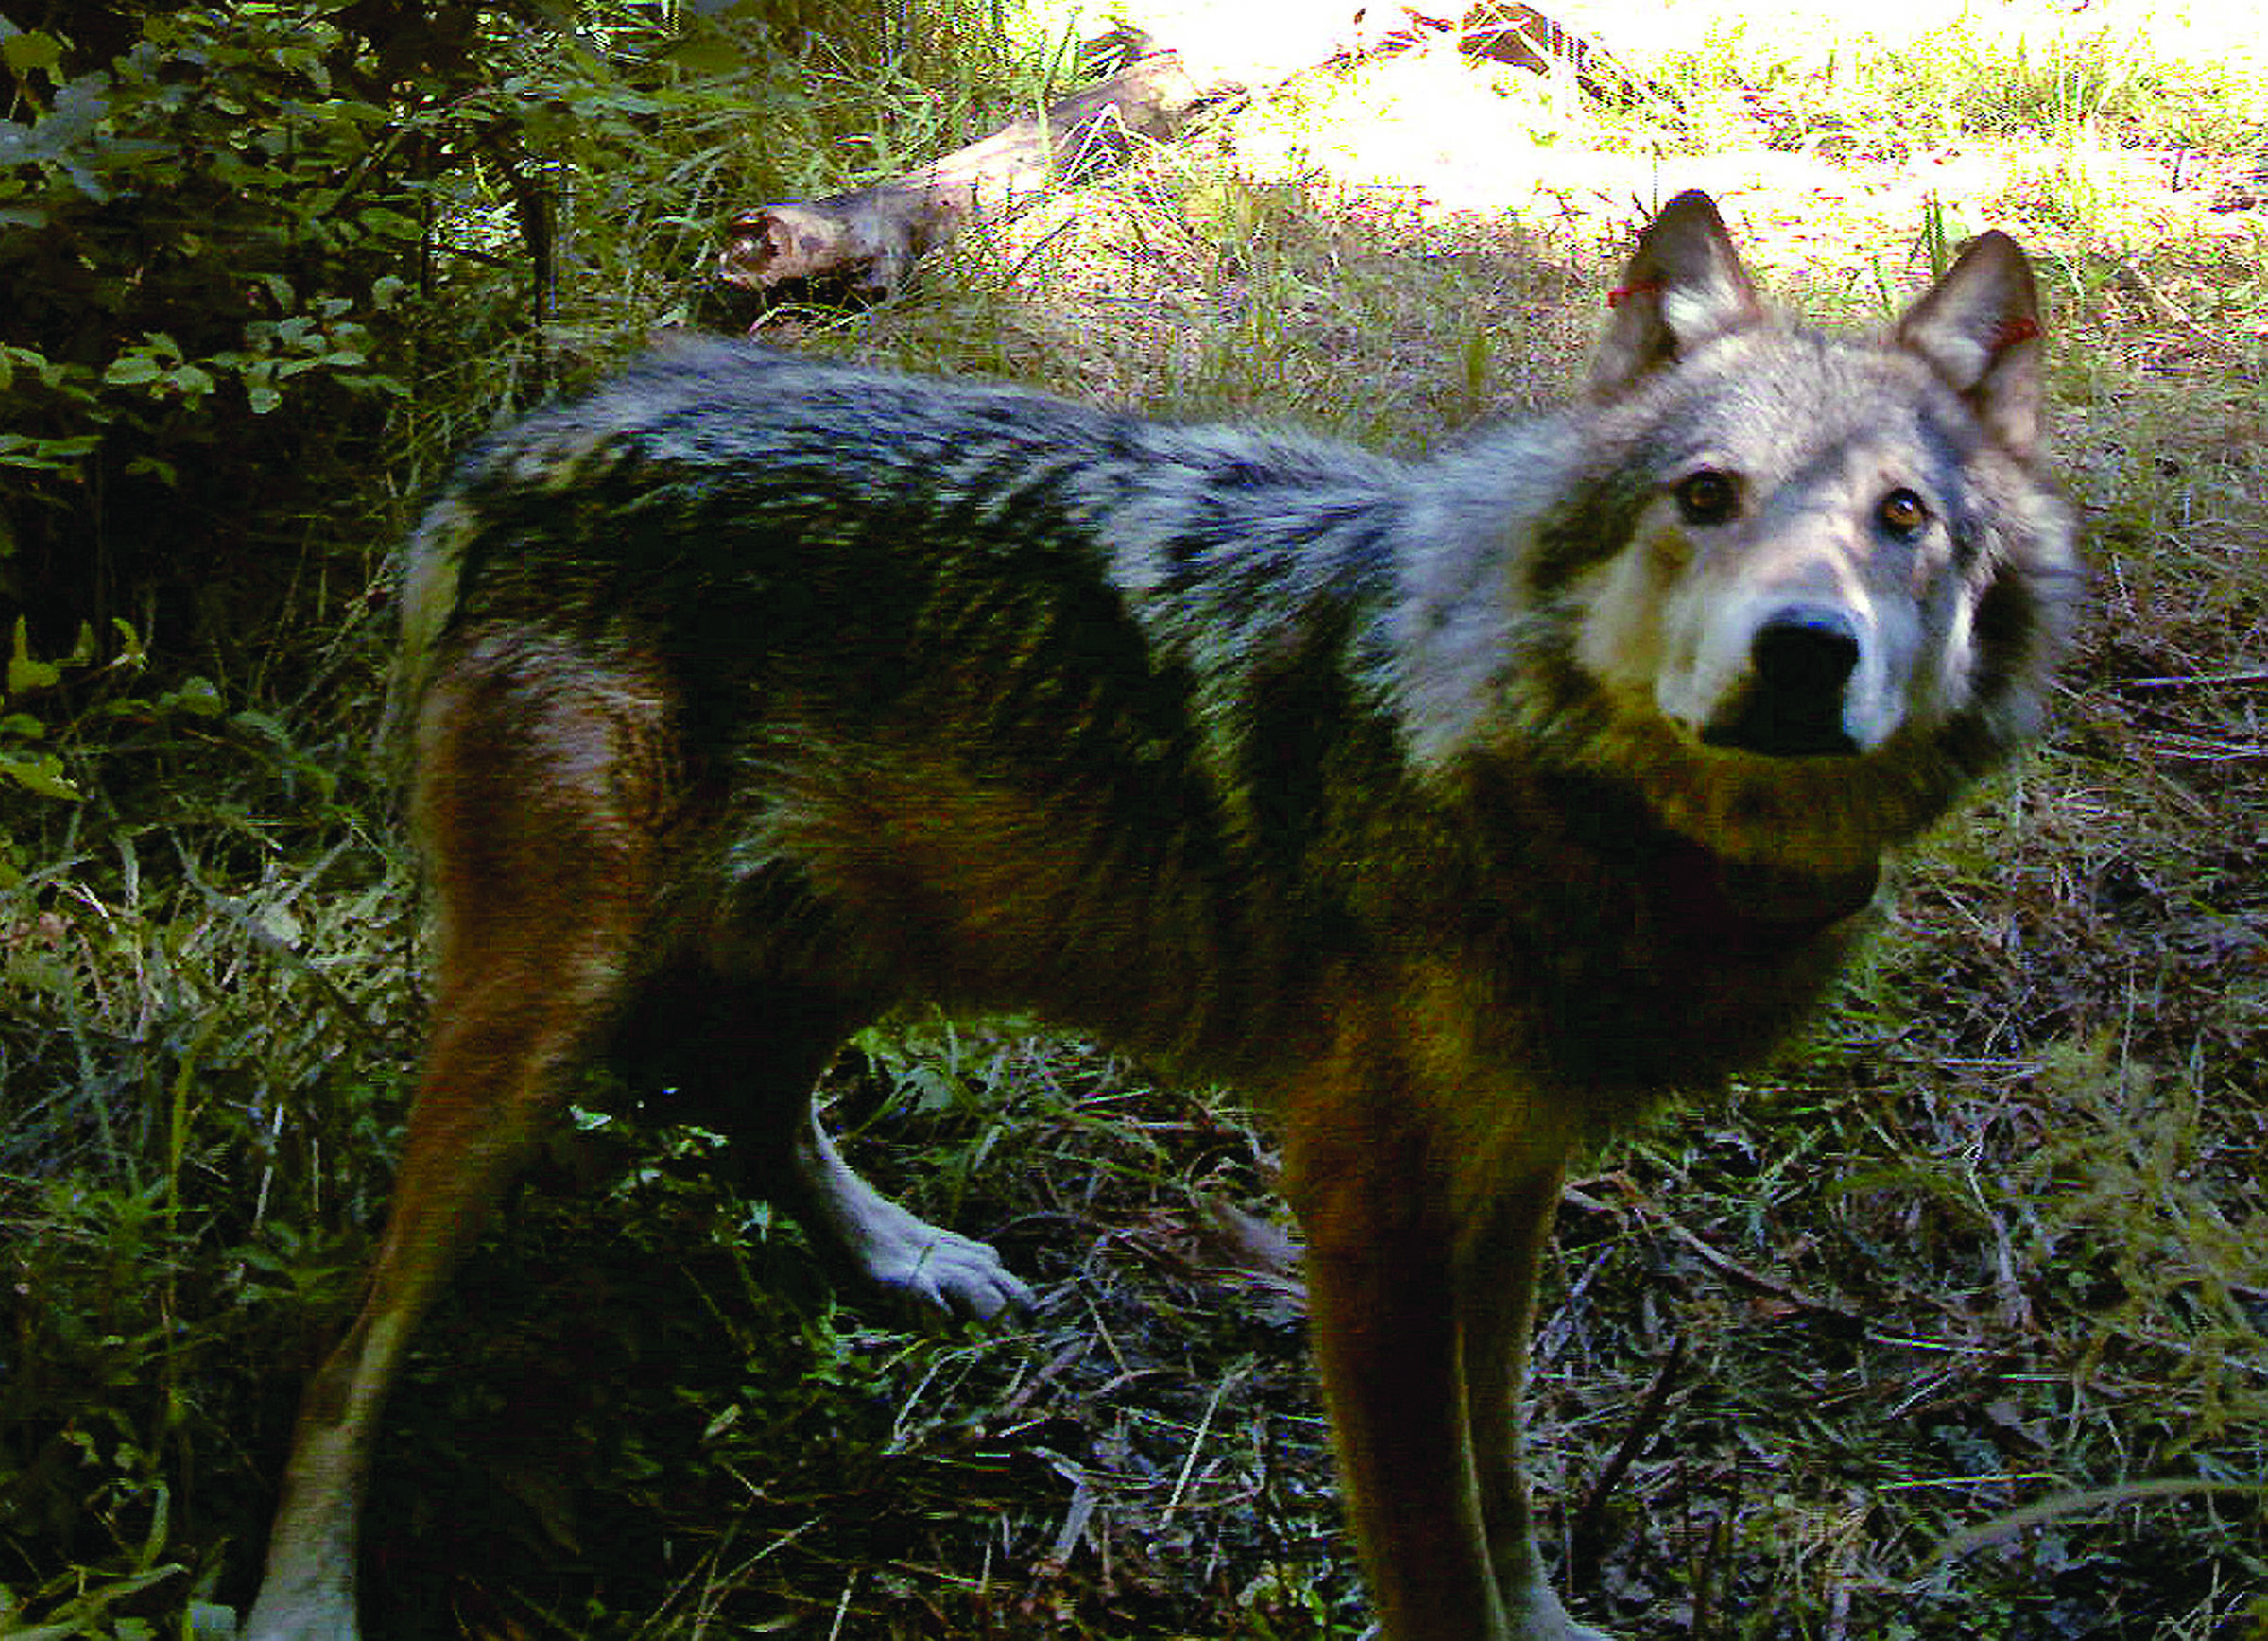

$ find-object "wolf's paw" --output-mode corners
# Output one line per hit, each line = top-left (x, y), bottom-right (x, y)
(1505, 1586), (1614, 1641)
(857, 1211), (1033, 1321)
(241, 1572), (360, 1641)
(791, 1124), (1034, 1321)
(820, 1184), (1033, 1321)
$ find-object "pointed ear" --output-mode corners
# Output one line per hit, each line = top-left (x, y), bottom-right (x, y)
(1588, 191), (1764, 399)
(1896, 230), (2046, 456)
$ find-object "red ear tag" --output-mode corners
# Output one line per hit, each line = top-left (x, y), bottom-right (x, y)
(1607, 279), (1662, 308)
(1993, 315), (2044, 347)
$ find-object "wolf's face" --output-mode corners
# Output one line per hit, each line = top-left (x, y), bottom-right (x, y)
(1529, 199), (2080, 872)
(1579, 342), (2039, 759)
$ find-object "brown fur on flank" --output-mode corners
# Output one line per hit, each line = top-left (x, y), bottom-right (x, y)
(248, 191), (2079, 1641)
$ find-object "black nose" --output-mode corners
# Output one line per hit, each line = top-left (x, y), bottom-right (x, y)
(1700, 603), (1863, 757)
(1752, 605), (1860, 698)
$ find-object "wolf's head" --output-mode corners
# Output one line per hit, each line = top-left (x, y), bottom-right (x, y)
(1489, 191), (2081, 870)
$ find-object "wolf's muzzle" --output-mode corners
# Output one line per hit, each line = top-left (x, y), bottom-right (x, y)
(1701, 602), (1863, 758)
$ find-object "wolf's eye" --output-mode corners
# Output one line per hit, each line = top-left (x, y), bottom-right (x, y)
(1675, 469), (1740, 526)
(1878, 488), (1930, 538)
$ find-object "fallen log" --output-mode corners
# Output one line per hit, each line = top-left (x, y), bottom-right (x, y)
(706, 7), (1635, 321)
(712, 49), (1211, 312)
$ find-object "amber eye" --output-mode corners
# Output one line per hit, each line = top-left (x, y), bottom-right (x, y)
(1878, 487), (1930, 538)
(1674, 469), (1740, 526)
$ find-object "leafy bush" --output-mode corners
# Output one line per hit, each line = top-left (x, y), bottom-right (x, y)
(0, 4), (435, 638)
(0, 0), (713, 661)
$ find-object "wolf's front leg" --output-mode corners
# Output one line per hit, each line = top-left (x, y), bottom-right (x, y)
(1459, 1165), (1613, 1641)
(1286, 1099), (1517, 1640)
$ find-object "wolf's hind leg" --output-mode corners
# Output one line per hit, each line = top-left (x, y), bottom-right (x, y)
(784, 1112), (1033, 1320)
(640, 985), (1032, 1321)
(249, 662), (664, 1641)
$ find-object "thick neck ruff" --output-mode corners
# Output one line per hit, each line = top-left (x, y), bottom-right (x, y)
(1507, 769), (1885, 949)
(1710, 853), (1882, 933)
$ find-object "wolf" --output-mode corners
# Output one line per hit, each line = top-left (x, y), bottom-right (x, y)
(245, 191), (2078, 1641)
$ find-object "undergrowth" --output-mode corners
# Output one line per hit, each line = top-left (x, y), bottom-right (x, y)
(4, 1), (2264, 1636)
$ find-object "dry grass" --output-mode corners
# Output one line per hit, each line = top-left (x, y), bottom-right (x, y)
(3, 1), (2264, 1637)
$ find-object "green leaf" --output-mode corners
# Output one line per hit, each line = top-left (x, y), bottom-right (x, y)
(8, 617), (59, 695)
(1, 31), (62, 75)
(104, 354), (163, 387)
(0, 750), (81, 800)
(159, 676), (226, 717)
(660, 36), (746, 76)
